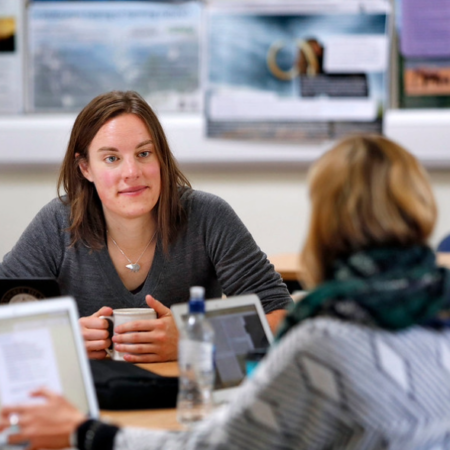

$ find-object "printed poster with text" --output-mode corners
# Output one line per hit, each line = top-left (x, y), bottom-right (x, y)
(28, 2), (202, 113)
(206, 1), (391, 142)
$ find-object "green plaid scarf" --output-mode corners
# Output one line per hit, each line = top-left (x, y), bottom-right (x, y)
(277, 246), (450, 340)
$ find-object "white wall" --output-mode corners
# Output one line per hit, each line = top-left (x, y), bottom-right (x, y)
(1, 165), (449, 261)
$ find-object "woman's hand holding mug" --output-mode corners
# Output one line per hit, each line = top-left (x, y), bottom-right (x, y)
(111, 295), (179, 363)
(100, 306), (157, 361)
(80, 296), (179, 362)
(79, 306), (114, 360)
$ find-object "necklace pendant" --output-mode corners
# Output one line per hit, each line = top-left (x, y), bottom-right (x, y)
(126, 263), (141, 273)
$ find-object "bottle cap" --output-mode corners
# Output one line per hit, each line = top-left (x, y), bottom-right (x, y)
(189, 286), (205, 300)
(189, 286), (205, 313)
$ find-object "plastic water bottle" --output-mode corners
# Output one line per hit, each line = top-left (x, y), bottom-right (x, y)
(177, 286), (215, 425)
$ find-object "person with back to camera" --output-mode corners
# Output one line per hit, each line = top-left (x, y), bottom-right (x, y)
(4, 134), (450, 449)
(0, 90), (292, 363)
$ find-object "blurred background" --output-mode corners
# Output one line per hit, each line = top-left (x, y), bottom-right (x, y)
(1, 0), (450, 264)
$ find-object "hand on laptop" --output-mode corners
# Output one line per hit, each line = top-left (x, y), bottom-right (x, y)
(0, 388), (85, 450)
(112, 295), (179, 363)
(79, 306), (114, 359)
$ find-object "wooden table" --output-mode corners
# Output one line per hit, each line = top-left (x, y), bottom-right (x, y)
(270, 252), (450, 283)
(437, 252), (450, 268)
(100, 362), (183, 431)
(269, 253), (301, 281)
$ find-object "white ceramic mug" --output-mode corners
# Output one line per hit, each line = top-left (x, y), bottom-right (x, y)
(101, 308), (157, 361)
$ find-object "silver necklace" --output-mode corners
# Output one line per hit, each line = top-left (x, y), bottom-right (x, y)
(108, 231), (157, 273)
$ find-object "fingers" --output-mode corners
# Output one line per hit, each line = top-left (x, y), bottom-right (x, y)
(0, 416), (9, 432)
(87, 350), (108, 360)
(29, 388), (56, 400)
(112, 318), (177, 361)
(122, 352), (164, 363)
(6, 433), (28, 446)
(1, 406), (27, 419)
(79, 309), (113, 358)
(82, 327), (110, 341)
(113, 330), (153, 344)
(115, 319), (157, 334)
(81, 327), (110, 356)
(114, 304), (172, 334)
(92, 306), (113, 318)
(86, 299), (178, 361)
(0, 390), (86, 450)
(79, 316), (110, 332)
(79, 307), (113, 334)
(145, 295), (171, 317)
(114, 342), (160, 355)
(85, 338), (111, 351)
(114, 315), (175, 336)
(2, 390), (59, 417)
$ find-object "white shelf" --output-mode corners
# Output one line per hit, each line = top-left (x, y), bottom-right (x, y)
(0, 114), (334, 168)
(384, 109), (450, 168)
(1, 110), (450, 168)
(0, 115), (74, 165)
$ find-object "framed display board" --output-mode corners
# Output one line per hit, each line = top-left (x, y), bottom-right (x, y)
(205, 0), (391, 142)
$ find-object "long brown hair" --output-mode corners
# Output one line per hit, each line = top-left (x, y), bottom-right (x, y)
(301, 134), (437, 287)
(57, 90), (191, 251)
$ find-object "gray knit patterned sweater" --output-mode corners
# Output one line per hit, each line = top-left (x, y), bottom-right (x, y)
(115, 318), (450, 449)
(0, 189), (291, 317)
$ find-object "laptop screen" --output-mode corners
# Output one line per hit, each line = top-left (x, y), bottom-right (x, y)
(184, 304), (270, 390)
(0, 299), (96, 416)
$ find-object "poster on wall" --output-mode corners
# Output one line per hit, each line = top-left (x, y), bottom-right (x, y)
(397, 0), (450, 108)
(205, 1), (391, 142)
(28, 1), (202, 113)
(0, 0), (24, 114)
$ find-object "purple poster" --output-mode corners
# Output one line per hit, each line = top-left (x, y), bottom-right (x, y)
(401, 0), (450, 58)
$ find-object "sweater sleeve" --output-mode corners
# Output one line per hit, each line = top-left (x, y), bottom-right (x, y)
(0, 199), (67, 278)
(191, 191), (292, 313)
(112, 323), (342, 450)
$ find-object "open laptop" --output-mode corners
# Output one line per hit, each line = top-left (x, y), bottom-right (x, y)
(0, 297), (98, 448)
(171, 294), (273, 403)
(0, 278), (61, 304)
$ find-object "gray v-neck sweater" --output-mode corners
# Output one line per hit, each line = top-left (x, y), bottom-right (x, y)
(0, 189), (292, 317)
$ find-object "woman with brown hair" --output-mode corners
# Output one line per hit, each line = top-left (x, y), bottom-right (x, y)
(0, 90), (291, 362)
(3, 134), (450, 450)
